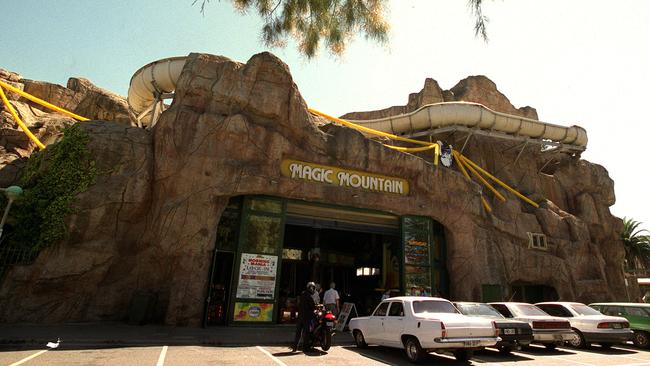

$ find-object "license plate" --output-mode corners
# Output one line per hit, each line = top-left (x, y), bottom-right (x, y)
(326, 321), (334, 327)
(504, 329), (515, 335)
(613, 323), (622, 329)
(464, 340), (480, 347)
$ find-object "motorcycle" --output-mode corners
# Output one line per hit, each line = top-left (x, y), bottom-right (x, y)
(309, 304), (337, 351)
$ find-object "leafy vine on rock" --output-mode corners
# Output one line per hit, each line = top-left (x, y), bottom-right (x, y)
(6, 123), (97, 251)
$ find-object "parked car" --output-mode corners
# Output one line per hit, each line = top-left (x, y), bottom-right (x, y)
(489, 302), (576, 349)
(349, 296), (500, 362)
(535, 302), (633, 349)
(590, 302), (650, 348)
(454, 301), (533, 354)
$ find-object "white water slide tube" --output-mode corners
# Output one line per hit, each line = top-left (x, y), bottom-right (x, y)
(127, 56), (587, 150)
(128, 56), (187, 127)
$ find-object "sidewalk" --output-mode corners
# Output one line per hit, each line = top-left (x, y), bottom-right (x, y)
(0, 322), (354, 348)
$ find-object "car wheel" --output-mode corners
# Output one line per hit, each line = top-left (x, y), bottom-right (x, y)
(634, 331), (650, 348)
(453, 349), (474, 361)
(404, 337), (425, 363)
(569, 329), (586, 349)
(498, 346), (513, 355)
(353, 330), (367, 348)
(545, 343), (557, 350)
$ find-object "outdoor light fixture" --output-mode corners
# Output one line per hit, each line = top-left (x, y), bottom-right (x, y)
(356, 267), (380, 277)
(0, 185), (23, 240)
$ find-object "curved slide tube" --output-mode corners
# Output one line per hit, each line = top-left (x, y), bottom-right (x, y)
(127, 57), (587, 150)
(127, 56), (187, 126)
(347, 102), (587, 149)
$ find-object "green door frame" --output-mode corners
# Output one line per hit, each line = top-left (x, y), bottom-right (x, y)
(228, 196), (286, 325)
(400, 215), (447, 297)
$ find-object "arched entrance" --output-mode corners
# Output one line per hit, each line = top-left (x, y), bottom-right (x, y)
(204, 196), (448, 326)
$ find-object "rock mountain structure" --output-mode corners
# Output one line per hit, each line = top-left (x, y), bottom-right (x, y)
(0, 52), (629, 326)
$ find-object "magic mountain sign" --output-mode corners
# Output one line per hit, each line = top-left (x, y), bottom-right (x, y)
(280, 159), (409, 195)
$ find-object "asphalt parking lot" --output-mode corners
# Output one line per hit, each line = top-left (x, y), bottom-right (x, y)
(3, 343), (650, 366)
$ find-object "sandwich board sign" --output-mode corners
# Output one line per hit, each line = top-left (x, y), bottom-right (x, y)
(335, 302), (358, 332)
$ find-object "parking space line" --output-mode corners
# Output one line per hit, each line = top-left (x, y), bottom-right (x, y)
(9, 350), (49, 366)
(156, 345), (168, 366)
(355, 352), (398, 365)
(550, 356), (595, 366)
(256, 346), (288, 366)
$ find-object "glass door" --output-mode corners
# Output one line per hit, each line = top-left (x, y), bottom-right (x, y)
(229, 196), (286, 324)
(401, 216), (433, 296)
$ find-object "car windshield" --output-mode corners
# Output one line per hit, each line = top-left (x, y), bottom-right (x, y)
(412, 300), (459, 314)
(512, 304), (548, 316)
(570, 304), (602, 316)
(456, 303), (504, 318)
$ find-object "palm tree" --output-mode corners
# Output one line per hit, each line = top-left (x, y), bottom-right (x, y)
(622, 218), (650, 271)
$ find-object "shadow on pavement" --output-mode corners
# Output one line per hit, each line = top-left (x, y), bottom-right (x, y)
(516, 344), (576, 356)
(271, 350), (298, 357)
(566, 345), (639, 355)
(271, 348), (329, 357)
(475, 348), (535, 362)
(342, 345), (523, 365)
(618, 343), (650, 352)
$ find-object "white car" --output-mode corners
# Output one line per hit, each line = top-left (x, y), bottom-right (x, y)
(536, 302), (634, 348)
(489, 302), (577, 349)
(349, 296), (500, 362)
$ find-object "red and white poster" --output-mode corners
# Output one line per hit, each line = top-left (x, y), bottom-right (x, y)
(236, 253), (278, 299)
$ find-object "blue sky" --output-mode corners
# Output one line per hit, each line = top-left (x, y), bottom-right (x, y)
(2, 0), (649, 226)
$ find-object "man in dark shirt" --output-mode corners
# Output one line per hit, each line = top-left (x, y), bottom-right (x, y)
(291, 281), (317, 352)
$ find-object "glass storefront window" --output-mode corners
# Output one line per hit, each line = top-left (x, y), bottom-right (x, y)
(402, 216), (434, 295)
(226, 196), (243, 210)
(405, 270), (431, 296)
(402, 216), (431, 233)
(404, 234), (430, 266)
(242, 214), (282, 255)
(249, 198), (282, 214)
(215, 209), (240, 252)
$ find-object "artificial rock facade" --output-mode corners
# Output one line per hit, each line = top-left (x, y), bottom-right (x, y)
(0, 52), (628, 326)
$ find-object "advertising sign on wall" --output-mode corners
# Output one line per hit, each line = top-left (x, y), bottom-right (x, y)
(233, 302), (274, 322)
(236, 253), (278, 299)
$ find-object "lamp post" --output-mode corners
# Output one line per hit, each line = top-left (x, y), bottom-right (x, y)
(0, 185), (22, 240)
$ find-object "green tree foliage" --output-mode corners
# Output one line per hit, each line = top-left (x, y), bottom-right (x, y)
(622, 217), (650, 270)
(195, 0), (489, 58)
(5, 124), (97, 251)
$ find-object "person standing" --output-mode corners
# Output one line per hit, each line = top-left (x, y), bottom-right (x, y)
(312, 283), (322, 305)
(292, 282), (317, 352)
(381, 289), (391, 301)
(323, 282), (340, 316)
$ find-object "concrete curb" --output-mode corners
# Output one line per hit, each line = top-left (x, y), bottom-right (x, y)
(0, 323), (355, 349)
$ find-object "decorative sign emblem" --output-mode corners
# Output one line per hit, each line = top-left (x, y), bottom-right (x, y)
(440, 146), (453, 167)
(280, 159), (409, 195)
(247, 306), (261, 318)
